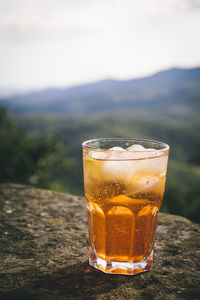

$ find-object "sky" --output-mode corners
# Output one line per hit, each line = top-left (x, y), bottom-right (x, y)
(0, 0), (200, 91)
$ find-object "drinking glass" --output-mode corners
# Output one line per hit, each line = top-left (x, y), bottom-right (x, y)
(82, 138), (169, 275)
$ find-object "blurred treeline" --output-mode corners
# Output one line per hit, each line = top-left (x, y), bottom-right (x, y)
(1, 108), (200, 223)
(0, 109), (79, 192)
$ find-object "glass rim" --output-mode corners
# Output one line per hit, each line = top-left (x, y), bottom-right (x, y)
(82, 138), (169, 160)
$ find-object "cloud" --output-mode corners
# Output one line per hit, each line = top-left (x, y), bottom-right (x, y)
(0, 23), (94, 41)
(187, 0), (200, 9)
(0, 0), (98, 41)
(0, 0), (200, 88)
(0, 0), (199, 42)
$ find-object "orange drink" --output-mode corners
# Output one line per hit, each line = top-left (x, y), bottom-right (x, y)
(82, 138), (169, 275)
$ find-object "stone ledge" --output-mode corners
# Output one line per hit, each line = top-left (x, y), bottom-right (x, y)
(0, 184), (200, 300)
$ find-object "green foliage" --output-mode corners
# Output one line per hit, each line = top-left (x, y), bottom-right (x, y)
(162, 160), (200, 223)
(1, 109), (200, 223)
(19, 114), (200, 223)
(0, 109), (77, 192)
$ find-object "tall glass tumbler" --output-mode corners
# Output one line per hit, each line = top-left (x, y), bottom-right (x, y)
(82, 138), (169, 275)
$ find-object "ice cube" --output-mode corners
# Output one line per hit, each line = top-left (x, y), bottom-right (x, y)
(102, 160), (136, 181)
(126, 145), (158, 159)
(89, 150), (108, 160)
(144, 148), (158, 157)
(109, 147), (125, 151)
(126, 144), (146, 151)
(125, 144), (147, 159)
(107, 146), (127, 159)
(146, 148), (157, 151)
(139, 155), (168, 175)
(146, 148), (158, 153)
(89, 147), (125, 160)
(126, 175), (159, 195)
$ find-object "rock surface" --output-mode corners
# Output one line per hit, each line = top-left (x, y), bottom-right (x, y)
(0, 184), (200, 300)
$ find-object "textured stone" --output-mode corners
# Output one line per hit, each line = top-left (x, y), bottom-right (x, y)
(0, 184), (199, 300)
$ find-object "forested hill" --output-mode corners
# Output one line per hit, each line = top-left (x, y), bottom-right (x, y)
(0, 67), (200, 223)
(0, 67), (200, 118)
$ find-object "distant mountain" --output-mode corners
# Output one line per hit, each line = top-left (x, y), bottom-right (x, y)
(0, 67), (200, 118)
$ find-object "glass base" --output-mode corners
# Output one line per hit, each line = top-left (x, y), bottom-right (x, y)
(89, 248), (153, 275)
